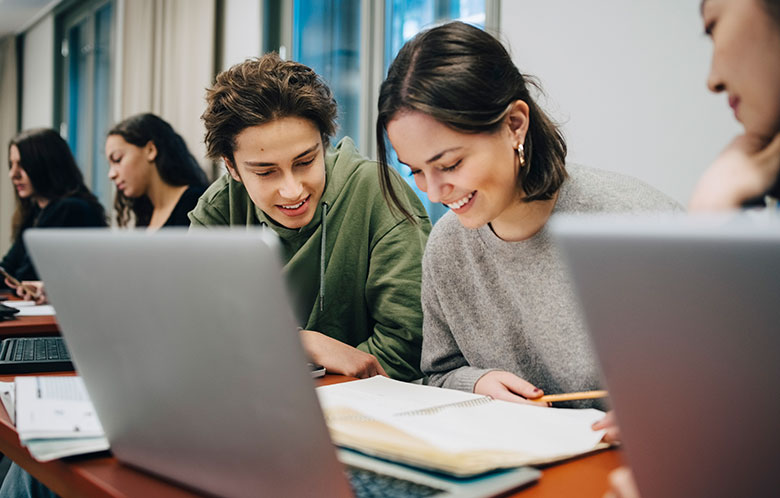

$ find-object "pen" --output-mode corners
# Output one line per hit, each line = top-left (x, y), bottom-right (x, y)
(535, 390), (608, 403)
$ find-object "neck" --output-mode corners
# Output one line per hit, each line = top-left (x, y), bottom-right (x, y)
(488, 191), (559, 242)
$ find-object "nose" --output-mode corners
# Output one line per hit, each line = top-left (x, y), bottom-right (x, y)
(278, 173), (303, 200)
(706, 58), (725, 94)
(107, 164), (117, 180)
(8, 164), (20, 180)
(423, 171), (453, 205)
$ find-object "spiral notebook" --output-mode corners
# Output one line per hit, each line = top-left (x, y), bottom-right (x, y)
(317, 377), (608, 476)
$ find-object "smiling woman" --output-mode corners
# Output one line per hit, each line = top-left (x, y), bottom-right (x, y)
(190, 54), (431, 381)
(377, 22), (681, 408)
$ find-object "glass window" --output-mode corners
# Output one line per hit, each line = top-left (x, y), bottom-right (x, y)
(293, 0), (362, 145)
(58, 0), (114, 209)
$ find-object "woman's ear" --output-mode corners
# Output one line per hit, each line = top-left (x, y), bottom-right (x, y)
(145, 141), (158, 162)
(224, 157), (242, 183)
(507, 100), (530, 145)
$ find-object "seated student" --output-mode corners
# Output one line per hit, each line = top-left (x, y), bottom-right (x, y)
(376, 22), (681, 408)
(11, 114), (209, 303)
(1, 128), (106, 298)
(106, 112), (210, 229)
(190, 54), (430, 381)
(606, 1), (780, 497)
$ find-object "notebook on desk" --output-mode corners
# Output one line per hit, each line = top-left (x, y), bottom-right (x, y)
(25, 228), (539, 498)
(551, 214), (780, 498)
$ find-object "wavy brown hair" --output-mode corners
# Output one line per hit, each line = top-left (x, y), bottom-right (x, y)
(376, 22), (567, 221)
(202, 53), (338, 165)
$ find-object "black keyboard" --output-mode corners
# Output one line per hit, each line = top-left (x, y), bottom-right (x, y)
(0, 337), (74, 373)
(346, 466), (443, 498)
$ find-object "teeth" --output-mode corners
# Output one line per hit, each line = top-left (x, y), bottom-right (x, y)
(445, 192), (474, 210)
(280, 199), (305, 210)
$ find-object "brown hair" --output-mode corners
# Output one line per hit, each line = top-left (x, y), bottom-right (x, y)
(376, 21), (567, 220)
(202, 53), (338, 165)
(9, 129), (104, 239)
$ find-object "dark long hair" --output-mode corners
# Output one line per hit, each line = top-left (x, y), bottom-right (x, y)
(108, 113), (209, 227)
(9, 128), (104, 239)
(376, 21), (568, 220)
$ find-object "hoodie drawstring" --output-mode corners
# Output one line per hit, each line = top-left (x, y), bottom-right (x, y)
(319, 202), (328, 312)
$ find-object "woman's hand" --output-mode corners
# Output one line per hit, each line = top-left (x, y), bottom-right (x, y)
(16, 281), (47, 304)
(299, 329), (388, 379)
(4, 278), (47, 304)
(592, 410), (621, 443)
(474, 371), (549, 406)
(689, 133), (780, 211)
(604, 466), (641, 498)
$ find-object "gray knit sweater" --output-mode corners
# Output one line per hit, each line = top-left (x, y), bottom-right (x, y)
(420, 165), (682, 409)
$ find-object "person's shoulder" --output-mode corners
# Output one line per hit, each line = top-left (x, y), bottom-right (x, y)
(560, 164), (683, 213)
(47, 196), (102, 216)
(178, 184), (208, 209)
(40, 196), (105, 227)
(424, 211), (470, 263)
(198, 173), (232, 205)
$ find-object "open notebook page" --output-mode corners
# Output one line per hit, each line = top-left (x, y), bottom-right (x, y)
(317, 376), (605, 460)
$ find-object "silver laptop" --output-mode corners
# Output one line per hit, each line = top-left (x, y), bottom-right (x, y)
(25, 228), (539, 498)
(551, 214), (780, 498)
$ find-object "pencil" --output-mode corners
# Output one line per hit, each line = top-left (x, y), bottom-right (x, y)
(535, 390), (608, 403)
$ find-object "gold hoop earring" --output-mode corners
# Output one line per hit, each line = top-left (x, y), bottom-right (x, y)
(516, 143), (526, 167)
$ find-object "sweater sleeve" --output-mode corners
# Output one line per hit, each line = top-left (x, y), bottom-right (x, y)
(357, 217), (429, 381)
(419, 246), (494, 392)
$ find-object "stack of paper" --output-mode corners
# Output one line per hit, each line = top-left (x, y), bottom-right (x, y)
(15, 376), (108, 461)
(317, 377), (608, 476)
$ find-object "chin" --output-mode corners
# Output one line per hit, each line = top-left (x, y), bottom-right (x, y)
(455, 213), (488, 230)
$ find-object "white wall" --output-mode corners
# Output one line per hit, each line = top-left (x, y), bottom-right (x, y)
(501, 1), (741, 204)
(220, 0), (261, 72)
(21, 15), (55, 130)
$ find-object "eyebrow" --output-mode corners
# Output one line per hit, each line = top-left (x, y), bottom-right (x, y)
(425, 147), (462, 165)
(243, 143), (320, 167)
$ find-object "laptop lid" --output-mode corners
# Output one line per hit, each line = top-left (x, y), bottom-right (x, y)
(551, 214), (780, 498)
(24, 228), (351, 497)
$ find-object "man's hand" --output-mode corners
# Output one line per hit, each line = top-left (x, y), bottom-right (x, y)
(299, 329), (388, 378)
(474, 371), (549, 406)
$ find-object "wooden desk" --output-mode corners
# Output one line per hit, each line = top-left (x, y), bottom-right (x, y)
(0, 374), (621, 497)
(0, 314), (59, 337)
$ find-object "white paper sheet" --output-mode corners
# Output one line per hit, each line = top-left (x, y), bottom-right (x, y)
(1, 301), (56, 316)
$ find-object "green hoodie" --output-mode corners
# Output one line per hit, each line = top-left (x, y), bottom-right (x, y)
(189, 138), (430, 380)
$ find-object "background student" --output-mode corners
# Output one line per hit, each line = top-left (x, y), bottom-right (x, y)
(606, 0), (780, 496)
(688, 0), (780, 212)
(2, 128), (106, 300)
(377, 21), (680, 407)
(12, 114), (209, 303)
(190, 53), (430, 381)
(106, 112), (209, 229)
